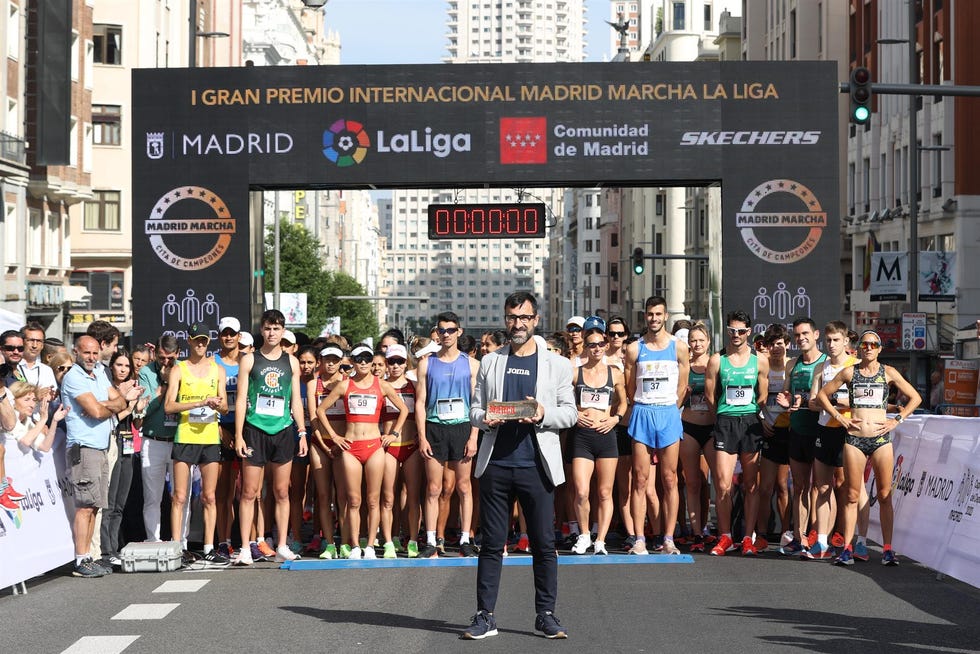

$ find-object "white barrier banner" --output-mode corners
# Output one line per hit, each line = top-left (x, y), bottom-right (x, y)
(869, 416), (980, 588)
(0, 436), (74, 588)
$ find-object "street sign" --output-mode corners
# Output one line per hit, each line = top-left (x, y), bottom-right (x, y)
(902, 312), (927, 351)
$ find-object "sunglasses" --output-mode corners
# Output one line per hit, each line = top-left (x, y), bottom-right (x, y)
(727, 327), (751, 336)
(352, 355), (374, 364)
(3, 345), (24, 352)
(437, 327), (459, 335)
(505, 314), (536, 324)
(585, 342), (606, 348)
(57, 365), (72, 372)
(607, 331), (627, 338)
(387, 358), (407, 365)
(859, 341), (881, 349)
(567, 326), (583, 333)
(339, 364), (354, 372)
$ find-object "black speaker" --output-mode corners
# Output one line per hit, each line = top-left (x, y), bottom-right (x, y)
(35, 0), (72, 166)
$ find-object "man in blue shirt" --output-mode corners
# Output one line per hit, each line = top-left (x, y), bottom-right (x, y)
(61, 335), (141, 578)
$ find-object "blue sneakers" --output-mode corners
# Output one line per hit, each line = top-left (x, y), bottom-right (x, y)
(882, 549), (899, 566)
(461, 610), (498, 640)
(834, 548), (854, 566)
(780, 539), (805, 556)
(803, 542), (834, 560)
(534, 611), (568, 639)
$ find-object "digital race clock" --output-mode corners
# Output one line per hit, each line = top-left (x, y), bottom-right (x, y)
(427, 203), (547, 239)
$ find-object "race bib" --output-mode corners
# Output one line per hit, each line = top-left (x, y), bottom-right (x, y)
(255, 394), (285, 417)
(689, 393), (708, 412)
(348, 393), (378, 416)
(641, 377), (668, 394)
(226, 391), (236, 407)
(188, 406), (217, 424)
(164, 413), (178, 428)
(325, 397), (346, 416)
(436, 397), (465, 420)
(385, 393), (415, 414)
(852, 383), (885, 408)
(726, 385), (752, 406)
(579, 387), (611, 410)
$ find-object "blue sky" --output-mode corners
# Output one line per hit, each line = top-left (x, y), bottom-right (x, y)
(323, 0), (613, 64)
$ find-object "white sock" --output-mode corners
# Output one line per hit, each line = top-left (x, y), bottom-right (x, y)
(817, 534), (828, 547)
(460, 533), (470, 544)
(75, 555), (87, 565)
(203, 544), (214, 554)
(856, 535), (867, 546)
(426, 530), (437, 546)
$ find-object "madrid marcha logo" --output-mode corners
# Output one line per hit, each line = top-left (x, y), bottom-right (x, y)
(323, 119), (370, 167)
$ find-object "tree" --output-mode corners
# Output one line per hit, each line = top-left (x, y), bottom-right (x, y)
(263, 222), (377, 339)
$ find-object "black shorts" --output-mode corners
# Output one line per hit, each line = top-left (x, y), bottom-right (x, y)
(243, 423), (294, 465)
(814, 425), (846, 467)
(712, 414), (763, 455)
(425, 421), (471, 463)
(615, 424), (632, 457)
(682, 421), (715, 448)
(219, 424), (237, 461)
(172, 442), (221, 465)
(570, 427), (619, 461)
(761, 426), (790, 465)
(788, 428), (816, 463)
(845, 433), (892, 456)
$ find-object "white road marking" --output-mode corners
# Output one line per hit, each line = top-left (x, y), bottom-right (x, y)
(111, 603), (180, 620)
(61, 635), (140, 654)
(152, 579), (210, 593)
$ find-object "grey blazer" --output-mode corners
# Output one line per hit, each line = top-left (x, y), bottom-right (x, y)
(470, 335), (578, 485)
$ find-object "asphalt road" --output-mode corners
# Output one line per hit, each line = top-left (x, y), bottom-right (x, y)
(3, 548), (979, 654)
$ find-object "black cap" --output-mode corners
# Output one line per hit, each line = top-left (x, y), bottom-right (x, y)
(188, 322), (212, 339)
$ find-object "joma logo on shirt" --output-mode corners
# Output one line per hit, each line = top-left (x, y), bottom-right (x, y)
(506, 368), (531, 376)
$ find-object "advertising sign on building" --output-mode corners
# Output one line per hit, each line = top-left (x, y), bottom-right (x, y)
(869, 251), (908, 301)
(919, 251), (956, 303)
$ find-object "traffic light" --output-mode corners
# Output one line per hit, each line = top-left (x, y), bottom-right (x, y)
(632, 247), (645, 274)
(849, 67), (872, 125)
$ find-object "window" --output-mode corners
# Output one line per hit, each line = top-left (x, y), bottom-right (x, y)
(28, 210), (42, 266)
(93, 24), (122, 65)
(69, 271), (125, 311)
(789, 10), (796, 58)
(71, 32), (79, 80)
(611, 233), (618, 247)
(585, 262), (591, 274)
(672, 2), (685, 30)
(7, 2), (18, 58)
(610, 263), (619, 281)
(83, 190), (121, 231)
(92, 105), (121, 145)
(703, 3), (712, 31)
(611, 290), (618, 305)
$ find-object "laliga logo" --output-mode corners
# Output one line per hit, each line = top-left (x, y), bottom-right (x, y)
(146, 186), (235, 271)
(736, 179), (826, 264)
(323, 119), (370, 167)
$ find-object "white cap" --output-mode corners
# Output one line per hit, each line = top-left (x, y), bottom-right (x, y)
(385, 344), (408, 360)
(238, 332), (254, 347)
(320, 345), (344, 359)
(674, 328), (689, 343)
(282, 330), (296, 344)
(413, 342), (440, 358)
(350, 345), (374, 358)
(566, 316), (586, 329)
(218, 317), (241, 333)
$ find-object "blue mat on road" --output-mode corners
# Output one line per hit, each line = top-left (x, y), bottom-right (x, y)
(282, 554), (693, 570)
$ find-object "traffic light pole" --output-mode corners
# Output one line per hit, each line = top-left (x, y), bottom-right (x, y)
(839, 82), (980, 97)
(639, 254), (709, 262)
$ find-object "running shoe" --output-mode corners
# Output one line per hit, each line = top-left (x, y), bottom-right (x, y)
(359, 537), (368, 549)
(805, 530), (818, 548)
(881, 549), (899, 566)
(181, 550), (200, 567)
(319, 543), (337, 560)
(419, 544), (439, 559)
(571, 534), (592, 555)
(288, 540), (303, 554)
(257, 540), (276, 559)
(710, 534), (735, 556)
(459, 542), (479, 558)
(833, 548), (854, 566)
(436, 537), (446, 554)
(217, 542), (233, 560)
(383, 542), (397, 559)
(349, 546), (363, 560)
(362, 546), (377, 560)
(407, 541), (419, 559)
(740, 536), (758, 556)
(233, 547), (254, 566)
(853, 542), (869, 562)
(534, 611), (568, 639)
(562, 533), (580, 550)
(338, 544), (352, 559)
(95, 559), (114, 575)
(780, 540), (805, 556)
(514, 534), (531, 553)
(275, 544), (300, 562)
(622, 535), (637, 552)
(72, 558), (105, 578)
(461, 610), (498, 640)
(107, 555), (122, 567)
(649, 535), (665, 553)
(305, 534), (322, 554)
(830, 532), (846, 548)
(593, 541), (608, 555)
(803, 542), (833, 560)
(392, 536), (403, 552)
(662, 539), (681, 555)
(3, 478), (25, 501)
(754, 535), (769, 552)
(779, 530), (795, 548)
(203, 550), (231, 567)
(689, 536), (705, 553)
(629, 539), (648, 556)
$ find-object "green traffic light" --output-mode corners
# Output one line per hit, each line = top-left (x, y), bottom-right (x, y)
(633, 264), (644, 274)
(853, 106), (870, 123)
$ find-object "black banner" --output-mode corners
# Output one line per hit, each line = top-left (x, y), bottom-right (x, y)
(132, 61), (840, 342)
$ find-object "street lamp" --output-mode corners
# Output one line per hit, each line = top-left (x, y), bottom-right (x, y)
(188, 0), (229, 68)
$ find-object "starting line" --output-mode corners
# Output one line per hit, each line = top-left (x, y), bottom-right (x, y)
(281, 554), (694, 570)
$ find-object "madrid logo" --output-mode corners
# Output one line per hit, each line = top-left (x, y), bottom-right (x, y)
(500, 117), (547, 165)
(147, 132), (165, 160)
(323, 119), (370, 167)
(145, 186), (236, 271)
(736, 179), (826, 264)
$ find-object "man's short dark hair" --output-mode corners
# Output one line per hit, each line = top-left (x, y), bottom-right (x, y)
(158, 334), (179, 353)
(504, 291), (538, 312)
(763, 323), (789, 345)
(261, 309), (286, 327)
(792, 317), (817, 331)
(86, 320), (120, 345)
(645, 295), (667, 311)
(457, 334), (477, 355)
(726, 310), (752, 328)
(1, 329), (23, 345)
(436, 311), (461, 327)
(22, 321), (45, 335)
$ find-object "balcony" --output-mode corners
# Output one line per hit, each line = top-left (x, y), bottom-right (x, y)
(0, 131), (27, 165)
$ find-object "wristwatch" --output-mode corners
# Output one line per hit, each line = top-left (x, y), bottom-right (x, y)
(388, 430), (400, 438)
(895, 414), (904, 424)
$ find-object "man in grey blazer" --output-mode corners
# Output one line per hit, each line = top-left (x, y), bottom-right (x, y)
(461, 291), (578, 641)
